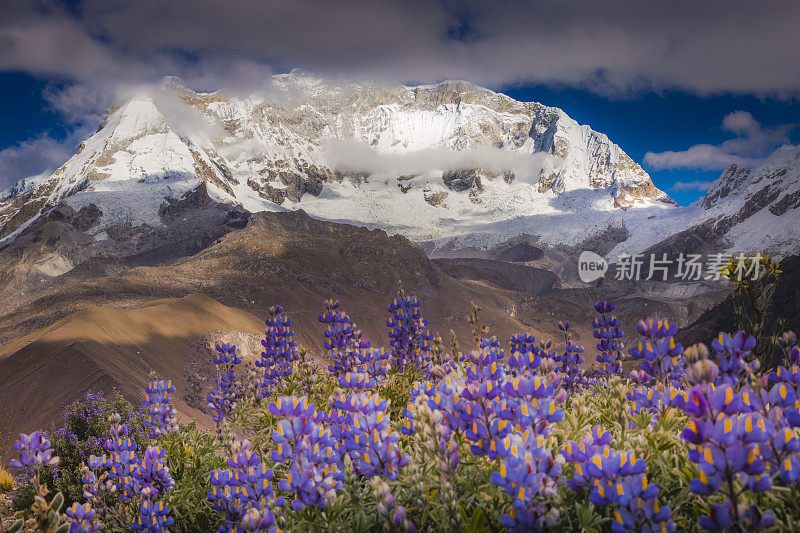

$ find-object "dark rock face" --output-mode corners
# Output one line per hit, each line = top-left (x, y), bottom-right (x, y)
(424, 191), (448, 206)
(442, 169), (481, 192)
(44, 203), (102, 231)
(160, 182), (212, 223)
(73, 205), (102, 231)
(703, 165), (752, 209)
(495, 243), (544, 262)
(770, 190), (800, 216)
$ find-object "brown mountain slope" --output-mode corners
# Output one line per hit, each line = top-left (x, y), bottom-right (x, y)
(0, 209), (592, 349)
(0, 292), (264, 455)
(0, 210), (596, 454)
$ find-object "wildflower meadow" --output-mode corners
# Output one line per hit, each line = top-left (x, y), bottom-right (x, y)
(2, 257), (799, 532)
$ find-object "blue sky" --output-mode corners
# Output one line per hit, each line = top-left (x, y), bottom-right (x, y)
(503, 85), (800, 205)
(1, 0), (799, 204)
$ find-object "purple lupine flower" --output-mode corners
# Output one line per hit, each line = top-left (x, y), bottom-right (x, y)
(142, 380), (177, 439)
(386, 294), (434, 373)
(208, 439), (283, 533)
(65, 502), (102, 532)
(491, 429), (563, 532)
(501, 374), (564, 436)
(508, 332), (543, 375)
(132, 499), (174, 532)
(207, 342), (242, 423)
(81, 453), (111, 505)
(122, 445), (175, 532)
(402, 374), (466, 438)
(354, 347), (392, 384)
(9, 431), (59, 469)
(680, 374), (775, 530)
(372, 477), (415, 533)
(711, 331), (757, 386)
(104, 412), (138, 501)
(584, 449), (676, 533)
(593, 301), (624, 376)
(132, 446), (175, 500)
(457, 339), (510, 457)
(240, 507), (278, 532)
(256, 305), (298, 398)
(268, 396), (344, 509)
(630, 318), (684, 386)
(561, 425), (613, 492)
(319, 299), (371, 376)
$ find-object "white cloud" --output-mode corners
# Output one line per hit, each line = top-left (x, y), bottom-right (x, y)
(672, 180), (716, 192)
(0, 128), (90, 189)
(644, 111), (795, 171)
(323, 140), (560, 184)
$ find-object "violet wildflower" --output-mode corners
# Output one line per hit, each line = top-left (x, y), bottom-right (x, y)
(268, 396), (343, 509)
(584, 449), (676, 532)
(9, 431), (59, 469)
(680, 378), (775, 530)
(256, 305), (298, 398)
(129, 445), (175, 532)
(386, 294), (434, 373)
(458, 338), (510, 457)
(132, 446), (175, 500)
(555, 321), (587, 394)
(501, 373), (563, 437)
(354, 347), (392, 384)
(560, 425), (613, 492)
(491, 429), (563, 532)
(142, 379), (177, 439)
(65, 502), (102, 532)
(207, 342), (242, 424)
(593, 301), (624, 376)
(208, 439), (283, 533)
(371, 477), (416, 533)
(104, 412), (138, 501)
(402, 375), (465, 439)
(133, 500), (174, 533)
(319, 299), (370, 376)
(711, 331), (757, 386)
(8, 431), (68, 533)
(630, 318), (684, 386)
(508, 332), (543, 375)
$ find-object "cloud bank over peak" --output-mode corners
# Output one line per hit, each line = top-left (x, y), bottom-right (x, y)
(323, 140), (560, 185)
(644, 111), (795, 171)
(2, 0), (800, 98)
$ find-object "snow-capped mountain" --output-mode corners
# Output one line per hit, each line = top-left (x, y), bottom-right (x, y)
(611, 144), (800, 259)
(1, 71), (796, 259)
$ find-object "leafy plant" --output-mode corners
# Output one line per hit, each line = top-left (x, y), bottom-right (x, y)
(5, 289), (800, 532)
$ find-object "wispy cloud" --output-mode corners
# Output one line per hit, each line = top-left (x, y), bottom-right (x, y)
(644, 111), (795, 171)
(671, 180), (716, 192)
(0, 128), (91, 190)
(323, 140), (560, 185)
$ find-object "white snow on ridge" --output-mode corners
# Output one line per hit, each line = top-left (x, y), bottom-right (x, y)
(1, 71), (798, 259)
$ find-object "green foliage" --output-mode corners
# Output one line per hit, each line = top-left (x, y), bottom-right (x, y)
(724, 253), (785, 369)
(159, 423), (226, 532)
(52, 391), (147, 506)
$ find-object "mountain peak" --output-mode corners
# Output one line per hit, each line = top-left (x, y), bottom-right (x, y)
(0, 74), (690, 254)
